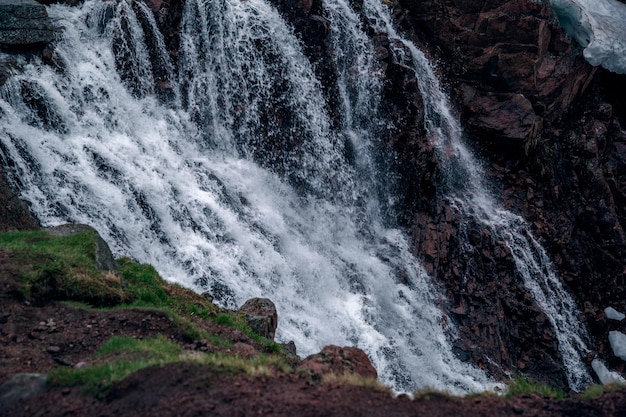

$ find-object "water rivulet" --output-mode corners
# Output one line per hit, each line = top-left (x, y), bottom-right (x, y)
(0, 0), (592, 392)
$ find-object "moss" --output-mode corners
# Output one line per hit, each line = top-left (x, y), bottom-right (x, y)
(0, 230), (126, 306)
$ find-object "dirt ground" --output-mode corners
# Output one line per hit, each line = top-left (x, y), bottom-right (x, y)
(2, 250), (626, 417)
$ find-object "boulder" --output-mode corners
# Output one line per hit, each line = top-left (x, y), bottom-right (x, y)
(0, 373), (47, 413)
(298, 345), (377, 379)
(0, 0), (55, 49)
(238, 297), (278, 340)
(46, 224), (118, 273)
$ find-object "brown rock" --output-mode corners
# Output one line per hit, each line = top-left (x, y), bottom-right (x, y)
(238, 298), (278, 340)
(298, 345), (377, 379)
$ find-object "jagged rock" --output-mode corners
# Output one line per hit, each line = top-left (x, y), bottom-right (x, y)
(591, 358), (626, 385)
(281, 340), (297, 356)
(46, 224), (119, 273)
(0, 373), (47, 413)
(608, 331), (626, 362)
(238, 298), (278, 340)
(0, 0), (55, 49)
(298, 345), (377, 379)
(461, 89), (541, 154)
(605, 307), (625, 321)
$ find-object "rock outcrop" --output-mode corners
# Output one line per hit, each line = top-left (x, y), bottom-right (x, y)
(393, 0), (626, 386)
(46, 224), (119, 273)
(0, 0), (55, 50)
(238, 298), (278, 340)
(298, 345), (378, 379)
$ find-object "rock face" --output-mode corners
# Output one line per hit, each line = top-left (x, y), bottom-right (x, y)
(390, 0), (626, 387)
(0, 0), (55, 49)
(298, 345), (378, 379)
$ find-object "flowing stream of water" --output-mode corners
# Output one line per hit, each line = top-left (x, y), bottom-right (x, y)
(0, 0), (592, 393)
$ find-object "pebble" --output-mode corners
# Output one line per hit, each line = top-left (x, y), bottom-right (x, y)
(46, 346), (61, 354)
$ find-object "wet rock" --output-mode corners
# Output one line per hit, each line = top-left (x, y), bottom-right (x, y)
(46, 224), (119, 273)
(461, 89), (541, 154)
(0, 373), (47, 413)
(298, 345), (377, 379)
(0, 166), (40, 232)
(0, 0), (55, 50)
(238, 298), (278, 340)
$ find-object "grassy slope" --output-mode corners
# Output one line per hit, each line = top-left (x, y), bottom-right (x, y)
(1, 229), (624, 401)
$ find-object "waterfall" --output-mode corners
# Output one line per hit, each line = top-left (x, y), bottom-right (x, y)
(361, 0), (593, 391)
(0, 0), (503, 394)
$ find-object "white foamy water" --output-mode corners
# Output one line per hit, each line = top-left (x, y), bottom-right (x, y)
(0, 0), (500, 394)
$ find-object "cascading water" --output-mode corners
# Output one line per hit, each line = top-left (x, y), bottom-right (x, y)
(0, 0), (501, 394)
(360, 0), (593, 391)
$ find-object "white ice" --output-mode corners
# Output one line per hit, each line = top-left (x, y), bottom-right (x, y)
(550, 0), (626, 74)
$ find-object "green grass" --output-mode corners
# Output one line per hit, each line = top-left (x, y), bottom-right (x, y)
(49, 335), (290, 397)
(0, 230), (126, 306)
(505, 377), (565, 399)
(579, 383), (626, 400)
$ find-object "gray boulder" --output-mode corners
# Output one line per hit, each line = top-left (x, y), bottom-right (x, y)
(46, 224), (119, 273)
(238, 298), (278, 340)
(0, 0), (55, 49)
(0, 373), (47, 413)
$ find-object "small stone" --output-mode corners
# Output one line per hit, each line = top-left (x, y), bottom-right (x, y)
(74, 362), (87, 369)
(61, 388), (70, 396)
(605, 307), (625, 321)
(46, 346), (61, 354)
(512, 405), (524, 414)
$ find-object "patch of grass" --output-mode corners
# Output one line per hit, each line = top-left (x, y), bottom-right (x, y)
(505, 377), (565, 399)
(322, 373), (392, 394)
(579, 383), (626, 400)
(50, 335), (181, 396)
(49, 335), (290, 397)
(117, 257), (218, 317)
(211, 311), (283, 353)
(412, 387), (457, 401)
(0, 230), (126, 306)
